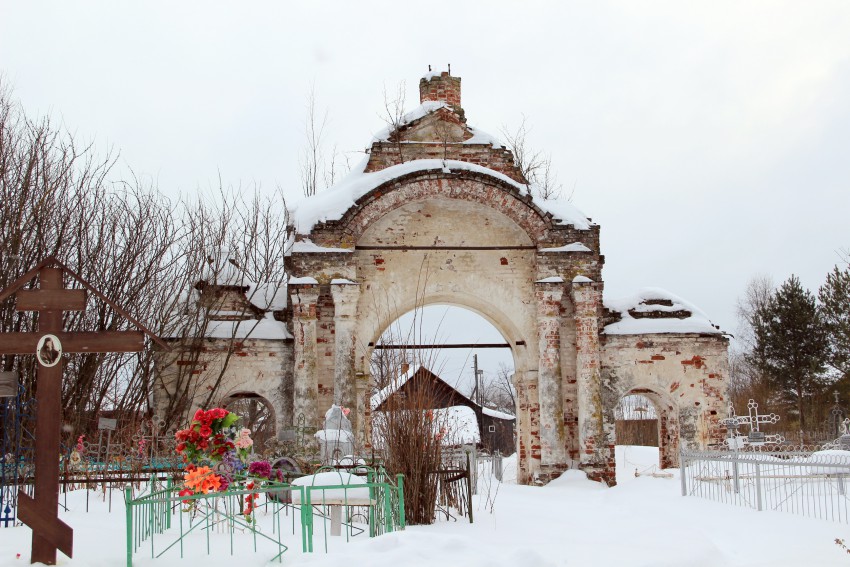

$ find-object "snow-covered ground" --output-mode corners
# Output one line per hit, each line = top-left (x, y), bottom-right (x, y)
(2, 447), (847, 566)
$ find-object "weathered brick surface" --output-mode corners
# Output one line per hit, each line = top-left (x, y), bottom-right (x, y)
(420, 72), (462, 107)
(600, 333), (729, 467)
(157, 72), (729, 489)
(572, 282), (615, 482)
(536, 282), (566, 465)
(153, 337), (293, 434)
(291, 284), (320, 427)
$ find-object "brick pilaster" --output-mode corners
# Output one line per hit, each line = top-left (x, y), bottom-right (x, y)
(291, 284), (320, 428)
(535, 281), (567, 466)
(331, 281), (360, 430)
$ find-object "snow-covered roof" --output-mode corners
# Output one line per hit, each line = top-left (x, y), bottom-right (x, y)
(464, 125), (503, 148)
(204, 312), (292, 340)
(371, 366), (515, 425)
(247, 283), (287, 311)
(603, 288), (723, 336)
(370, 365), (418, 410)
(536, 276), (565, 284)
(200, 260), (249, 287)
(291, 159), (592, 235)
(482, 407), (516, 421)
(371, 101), (449, 142)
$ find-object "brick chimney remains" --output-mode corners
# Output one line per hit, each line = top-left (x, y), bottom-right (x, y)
(419, 71), (461, 107)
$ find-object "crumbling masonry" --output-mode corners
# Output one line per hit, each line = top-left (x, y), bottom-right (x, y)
(154, 71), (729, 485)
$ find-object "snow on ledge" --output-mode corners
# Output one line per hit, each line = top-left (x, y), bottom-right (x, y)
(372, 101), (448, 142)
(464, 126), (504, 148)
(331, 278), (357, 285)
(604, 287), (723, 336)
(291, 159), (592, 235)
(289, 276), (318, 285)
(422, 69), (447, 81)
(540, 243), (592, 253)
(536, 276), (565, 284)
(291, 239), (352, 254)
(572, 276), (593, 283)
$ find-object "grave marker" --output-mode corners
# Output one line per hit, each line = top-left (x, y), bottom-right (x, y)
(0, 257), (167, 565)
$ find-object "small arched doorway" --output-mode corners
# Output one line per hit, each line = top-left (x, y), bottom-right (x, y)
(615, 393), (659, 447)
(222, 393), (276, 453)
(615, 388), (679, 470)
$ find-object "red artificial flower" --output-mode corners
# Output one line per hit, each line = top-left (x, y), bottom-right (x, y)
(176, 443), (186, 452)
(193, 409), (205, 422)
(179, 487), (193, 504)
(199, 425), (213, 437)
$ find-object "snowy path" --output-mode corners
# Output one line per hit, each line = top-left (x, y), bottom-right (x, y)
(1, 447), (846, 566)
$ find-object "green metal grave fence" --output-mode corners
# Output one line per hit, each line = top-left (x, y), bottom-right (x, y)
(125, 469), (405, 566)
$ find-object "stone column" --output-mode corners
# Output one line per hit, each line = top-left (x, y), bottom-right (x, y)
(572, 280), (609, 476)
(291, 283), (320, 428)
(535, 281), (567, 466)
(331, 281), (360, 429)
(514, 373), (537, 484)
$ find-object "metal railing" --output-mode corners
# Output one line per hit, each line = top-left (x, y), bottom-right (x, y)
(125, 469), (406, 566)
(681, 448), (850, 523)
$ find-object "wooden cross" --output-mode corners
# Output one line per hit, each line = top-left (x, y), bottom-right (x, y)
(0, 257), (167, 565)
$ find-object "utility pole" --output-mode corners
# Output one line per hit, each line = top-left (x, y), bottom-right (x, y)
(473, 354), (485, 406)
(473, 354), (479, 405)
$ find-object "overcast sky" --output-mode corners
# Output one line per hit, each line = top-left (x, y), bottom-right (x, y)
(2, 1), (848, 389)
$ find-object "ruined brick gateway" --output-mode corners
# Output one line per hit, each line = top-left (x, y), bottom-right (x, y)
(154, 71), (729, 486)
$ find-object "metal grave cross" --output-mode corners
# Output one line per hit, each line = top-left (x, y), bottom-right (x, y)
(739, 399), (782, 445)
(0, 257), (167, 565)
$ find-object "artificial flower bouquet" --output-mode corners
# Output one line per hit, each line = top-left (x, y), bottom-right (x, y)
(174, 408), (284, 522)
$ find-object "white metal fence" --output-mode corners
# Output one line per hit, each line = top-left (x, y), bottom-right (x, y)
(681, 448), (850, 523)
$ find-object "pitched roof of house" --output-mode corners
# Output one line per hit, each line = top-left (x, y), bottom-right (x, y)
(370, 365), (515, 421)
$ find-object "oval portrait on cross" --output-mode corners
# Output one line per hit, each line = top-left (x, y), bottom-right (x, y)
(36, 334), (62, 367)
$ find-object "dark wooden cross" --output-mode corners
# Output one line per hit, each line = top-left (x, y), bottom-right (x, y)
(0, 257), (167, 565)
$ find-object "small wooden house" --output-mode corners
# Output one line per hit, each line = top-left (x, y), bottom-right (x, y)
(371, 366), (516, 455)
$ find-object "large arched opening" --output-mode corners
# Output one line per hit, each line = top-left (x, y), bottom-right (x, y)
(365, 303), (520, 454)
(289, 166), (602, 484)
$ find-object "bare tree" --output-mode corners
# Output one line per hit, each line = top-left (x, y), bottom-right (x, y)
(0, 79), (202, 440)
(501, 115), (565, 201)
(380, 81), (407, 164)
(323, 143), (354, 189)
(728, 275), (776, 412)
(154, 185), (291, 430)
(0, 79), (293, 443)
(475, 363), (516, 414)
(299, 86), (328, 197)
